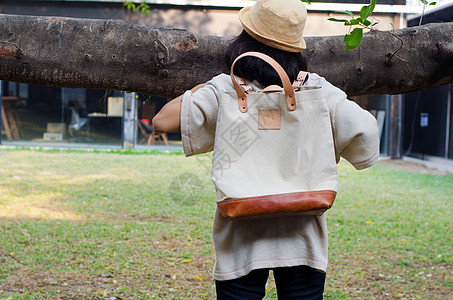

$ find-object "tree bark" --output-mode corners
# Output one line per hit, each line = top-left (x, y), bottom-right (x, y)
(0, 14), (452, 98)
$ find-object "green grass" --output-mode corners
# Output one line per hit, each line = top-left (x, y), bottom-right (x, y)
(0, 150), (452, 299)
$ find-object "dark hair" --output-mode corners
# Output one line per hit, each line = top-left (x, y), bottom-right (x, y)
(225, 30), (307, 87)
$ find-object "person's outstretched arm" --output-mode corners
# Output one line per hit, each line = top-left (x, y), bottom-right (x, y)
(152, 83), (205, 133)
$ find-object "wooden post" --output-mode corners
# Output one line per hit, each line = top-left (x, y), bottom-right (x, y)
(122, 92), (136, 149)
(389, 94), (402, 159)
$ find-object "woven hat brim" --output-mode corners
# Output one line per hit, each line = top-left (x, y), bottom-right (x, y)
(239, 6), (306, 53)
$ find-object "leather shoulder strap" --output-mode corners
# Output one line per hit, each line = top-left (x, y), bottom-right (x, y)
(236, 77), (254, 94)
(230, 52), (296, 113)
(237, 71), (310, 95)
(292, 71), (309, 90)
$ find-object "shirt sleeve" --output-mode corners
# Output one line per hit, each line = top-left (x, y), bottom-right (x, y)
(180, 80), (220, 157)
(320, 78), (380, 170)
(332, 97), (380, 169)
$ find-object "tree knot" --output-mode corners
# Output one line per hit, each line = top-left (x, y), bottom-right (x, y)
(385, 53), (393, 66)
(435, 42), (443, 52)
(0, 41), (21, 59)
(178, 41), (196, 51)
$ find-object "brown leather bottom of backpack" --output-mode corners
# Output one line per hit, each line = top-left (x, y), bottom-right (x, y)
(217, 190), (337, 220)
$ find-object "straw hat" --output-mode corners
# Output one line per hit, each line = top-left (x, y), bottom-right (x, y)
(239, 0), (307, 52)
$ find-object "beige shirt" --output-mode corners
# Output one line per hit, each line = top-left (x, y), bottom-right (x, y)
(180, 73), (379, 281)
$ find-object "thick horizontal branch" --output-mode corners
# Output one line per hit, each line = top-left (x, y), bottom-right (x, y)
(306, 23), (453, 96)
(0, 14), (452, 98)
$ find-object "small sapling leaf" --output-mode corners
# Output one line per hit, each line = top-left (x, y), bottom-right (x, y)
(360, 0), (376, 22)
(328, 18), (349, 23)
(349, 19), (361, 26)
(344, 28), (363, 50)
(335, 10), (354, 16)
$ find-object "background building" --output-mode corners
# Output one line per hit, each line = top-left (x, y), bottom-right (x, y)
(0, 0), (434, 158)
(403, 1), (453, 162)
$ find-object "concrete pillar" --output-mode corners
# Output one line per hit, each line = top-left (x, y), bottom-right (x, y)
(122, 92), (136, 149)
(389, 94), (403, 159)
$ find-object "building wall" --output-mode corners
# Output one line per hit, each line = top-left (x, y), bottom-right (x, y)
(126, 8), (403, 37)
(1, 1), (404, 37)
(1, 0), (123, 19)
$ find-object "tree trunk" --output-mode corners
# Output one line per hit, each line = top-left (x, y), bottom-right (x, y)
(0, 14), (452, 98)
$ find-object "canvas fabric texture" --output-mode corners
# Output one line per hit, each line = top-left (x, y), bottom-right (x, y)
(212, 81), (337, 207)
(180, 73), (379, 281)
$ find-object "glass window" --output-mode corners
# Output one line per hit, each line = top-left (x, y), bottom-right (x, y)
(403, 86), (449, 158)
(1, 81), (123, 146)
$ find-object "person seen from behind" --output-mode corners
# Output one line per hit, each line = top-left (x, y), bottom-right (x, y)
(153, 0), (380, 299)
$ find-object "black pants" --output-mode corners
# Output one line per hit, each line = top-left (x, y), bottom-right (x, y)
(215, 265), (325, 300)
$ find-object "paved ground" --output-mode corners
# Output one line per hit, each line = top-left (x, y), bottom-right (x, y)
(378, 157), (453, 175)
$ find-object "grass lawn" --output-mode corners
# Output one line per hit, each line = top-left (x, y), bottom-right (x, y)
(0, 149), (452, 299)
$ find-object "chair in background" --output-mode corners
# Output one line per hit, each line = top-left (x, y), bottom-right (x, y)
(1, 96), (20, 140)
(139, 102), (169, 146)
(137, 120), (153, 145)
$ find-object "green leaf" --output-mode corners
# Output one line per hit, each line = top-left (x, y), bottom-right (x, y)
(349, 18), (361, 25)
(360, 0), (376, 22)
(335, 10), (354, 17)
(328, 18), (349, 22)
(136, 2), (150, 15)
(345, 19), (360, 26)
(420, 0), (429, 4)
(429, 1), (437, 5)
(363, 20), (372, 26)
(125, 2), (135, 10)
(344, 28), (363, 50)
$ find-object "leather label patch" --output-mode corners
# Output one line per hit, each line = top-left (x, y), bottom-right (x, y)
(258, 109), (281, 130)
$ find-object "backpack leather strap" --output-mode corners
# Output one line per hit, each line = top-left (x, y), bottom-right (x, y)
(293, 71), (309, 90)
(231, 52), (296, 113)
(235, 70), (310, 108)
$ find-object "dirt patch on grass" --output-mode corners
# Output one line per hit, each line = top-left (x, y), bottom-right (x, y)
(0, 231), (215, 299)
(0, 266), (215, 299)
(3, 260), (451, 299)
(1, 270), (107, 299)
(377, 159), (452, 175)
(0, 252), (215, 299)
(327, 253), (452, 300)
